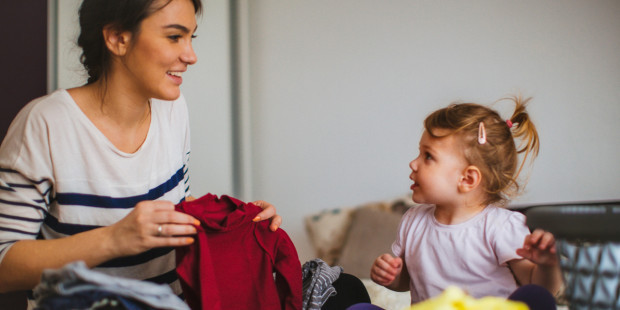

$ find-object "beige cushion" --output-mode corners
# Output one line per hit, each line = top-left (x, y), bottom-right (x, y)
(337, 202), (406, 278)
(304, 208), (355, 265)
(361, 278), (411, 309)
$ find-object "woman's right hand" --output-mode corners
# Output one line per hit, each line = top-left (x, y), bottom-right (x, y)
(370, 253), (403, 287)
(106, 200), (199, 257)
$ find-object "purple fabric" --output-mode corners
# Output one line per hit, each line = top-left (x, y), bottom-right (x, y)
(508, 284), (557, 310)
(345, 303), (384, 310)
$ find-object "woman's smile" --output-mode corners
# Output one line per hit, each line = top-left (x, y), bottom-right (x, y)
(167, 71), (184, 85)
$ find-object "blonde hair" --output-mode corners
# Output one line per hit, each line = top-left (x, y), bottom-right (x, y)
(424, 96), (540, 205)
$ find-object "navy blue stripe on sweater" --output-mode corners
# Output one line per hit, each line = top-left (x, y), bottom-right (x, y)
(0, 226), (40, 236)
(55, 167), (185, 209)
(98, 247), (174, 268)
(0, 213), (44, 223)
(6, 183), (36, 189)
(43, 214), (99, 235)
(0, 168), (50, 185)
(0, 198), (47, 213)
(0, 185), (15, 192)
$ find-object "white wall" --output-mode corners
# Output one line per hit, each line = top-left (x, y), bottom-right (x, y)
(243, 0), (620, 262)
(52, 0), (234, 196)
(182, 1), (235, 196)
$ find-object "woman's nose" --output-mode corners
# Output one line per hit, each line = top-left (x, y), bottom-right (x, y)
(182, 43), (198, 65)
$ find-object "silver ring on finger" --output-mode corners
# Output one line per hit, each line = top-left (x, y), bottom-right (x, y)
(157, 224), (164, 237)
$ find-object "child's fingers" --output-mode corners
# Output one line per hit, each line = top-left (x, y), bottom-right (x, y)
(378, 253), (394, 263)
(523, 229), (547, 249)
(375, 254), (400, 275)
(549, 244), (557, 254)
(518, 239), (559, 266)
(537, 232), (556, 250)
(515, 248), (532, 260)
(388, 256), (403, 269)
(371, 265), (395, 285)
(377, 255), (396, 271)
(371, 274), (390, 286)
(521, 234), (534, 250)
(529, 229), (545, 243)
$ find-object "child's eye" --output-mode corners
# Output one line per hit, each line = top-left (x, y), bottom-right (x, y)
(424, 152), (432, 160)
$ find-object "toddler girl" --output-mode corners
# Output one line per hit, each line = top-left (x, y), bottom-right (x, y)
(370, 97), (562, 308)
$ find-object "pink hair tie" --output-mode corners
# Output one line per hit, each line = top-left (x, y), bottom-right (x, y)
(506, 119), (513, 128)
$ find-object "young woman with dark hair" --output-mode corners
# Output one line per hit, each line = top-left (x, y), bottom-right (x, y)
(0, 0), (281, 307)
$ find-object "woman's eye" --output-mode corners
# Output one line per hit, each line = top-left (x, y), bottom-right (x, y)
(169, 34), (197, 42)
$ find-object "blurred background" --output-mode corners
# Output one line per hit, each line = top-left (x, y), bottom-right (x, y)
(3, 0), (619, 265)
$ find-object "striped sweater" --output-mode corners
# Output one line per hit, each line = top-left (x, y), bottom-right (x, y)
(0, 89), (191, 307)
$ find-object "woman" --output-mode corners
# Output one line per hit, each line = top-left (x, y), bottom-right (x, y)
(0, 0), (280, 306)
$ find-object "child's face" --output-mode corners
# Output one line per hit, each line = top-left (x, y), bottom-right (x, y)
(409, 130), (469, 207)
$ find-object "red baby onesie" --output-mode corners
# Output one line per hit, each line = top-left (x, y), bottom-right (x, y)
(175, 194), (302, 310)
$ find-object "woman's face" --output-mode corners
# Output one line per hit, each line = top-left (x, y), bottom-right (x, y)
(121, 0), (198, 101)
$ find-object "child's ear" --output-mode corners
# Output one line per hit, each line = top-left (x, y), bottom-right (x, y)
(459, 165), (482, 193)
(102, 25), (131, 56)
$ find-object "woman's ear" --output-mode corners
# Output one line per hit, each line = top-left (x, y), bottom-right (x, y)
(102, 25), (131, 56)
(459, 165), (482, 193)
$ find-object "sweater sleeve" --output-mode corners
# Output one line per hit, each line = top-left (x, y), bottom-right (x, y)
(272, 230), (303, 310)
(0, 99), (53, 264)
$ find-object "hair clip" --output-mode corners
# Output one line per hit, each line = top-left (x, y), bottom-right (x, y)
(506, 119), (513, 128)
(478, 122), (487, 145)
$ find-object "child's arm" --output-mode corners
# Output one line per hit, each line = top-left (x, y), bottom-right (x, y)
(370, 253), (410, 292)
(509, 229), (563, 295)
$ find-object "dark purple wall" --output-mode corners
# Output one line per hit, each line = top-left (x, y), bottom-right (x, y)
(0, 2), (47, 308)
(0, 0), (48, 142)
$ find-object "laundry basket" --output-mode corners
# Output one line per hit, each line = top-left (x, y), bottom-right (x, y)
(525, 202), (620, 310)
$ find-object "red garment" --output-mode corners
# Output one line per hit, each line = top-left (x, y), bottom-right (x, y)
(175, 194), (302, 310)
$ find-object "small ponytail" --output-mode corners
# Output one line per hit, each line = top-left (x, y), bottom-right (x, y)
(505, 95), (540, 183)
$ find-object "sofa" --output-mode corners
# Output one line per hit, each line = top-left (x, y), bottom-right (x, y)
(305, 195), (416, 310)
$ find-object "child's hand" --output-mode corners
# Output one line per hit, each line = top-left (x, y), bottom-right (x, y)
(370, 253), (403, 286)
(516, 229), (559, 266)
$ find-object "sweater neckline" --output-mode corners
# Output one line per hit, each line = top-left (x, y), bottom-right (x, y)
(59, 89), (156, 158)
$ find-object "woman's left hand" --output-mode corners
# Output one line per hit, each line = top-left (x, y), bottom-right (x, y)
(251, 200), (282, 231)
